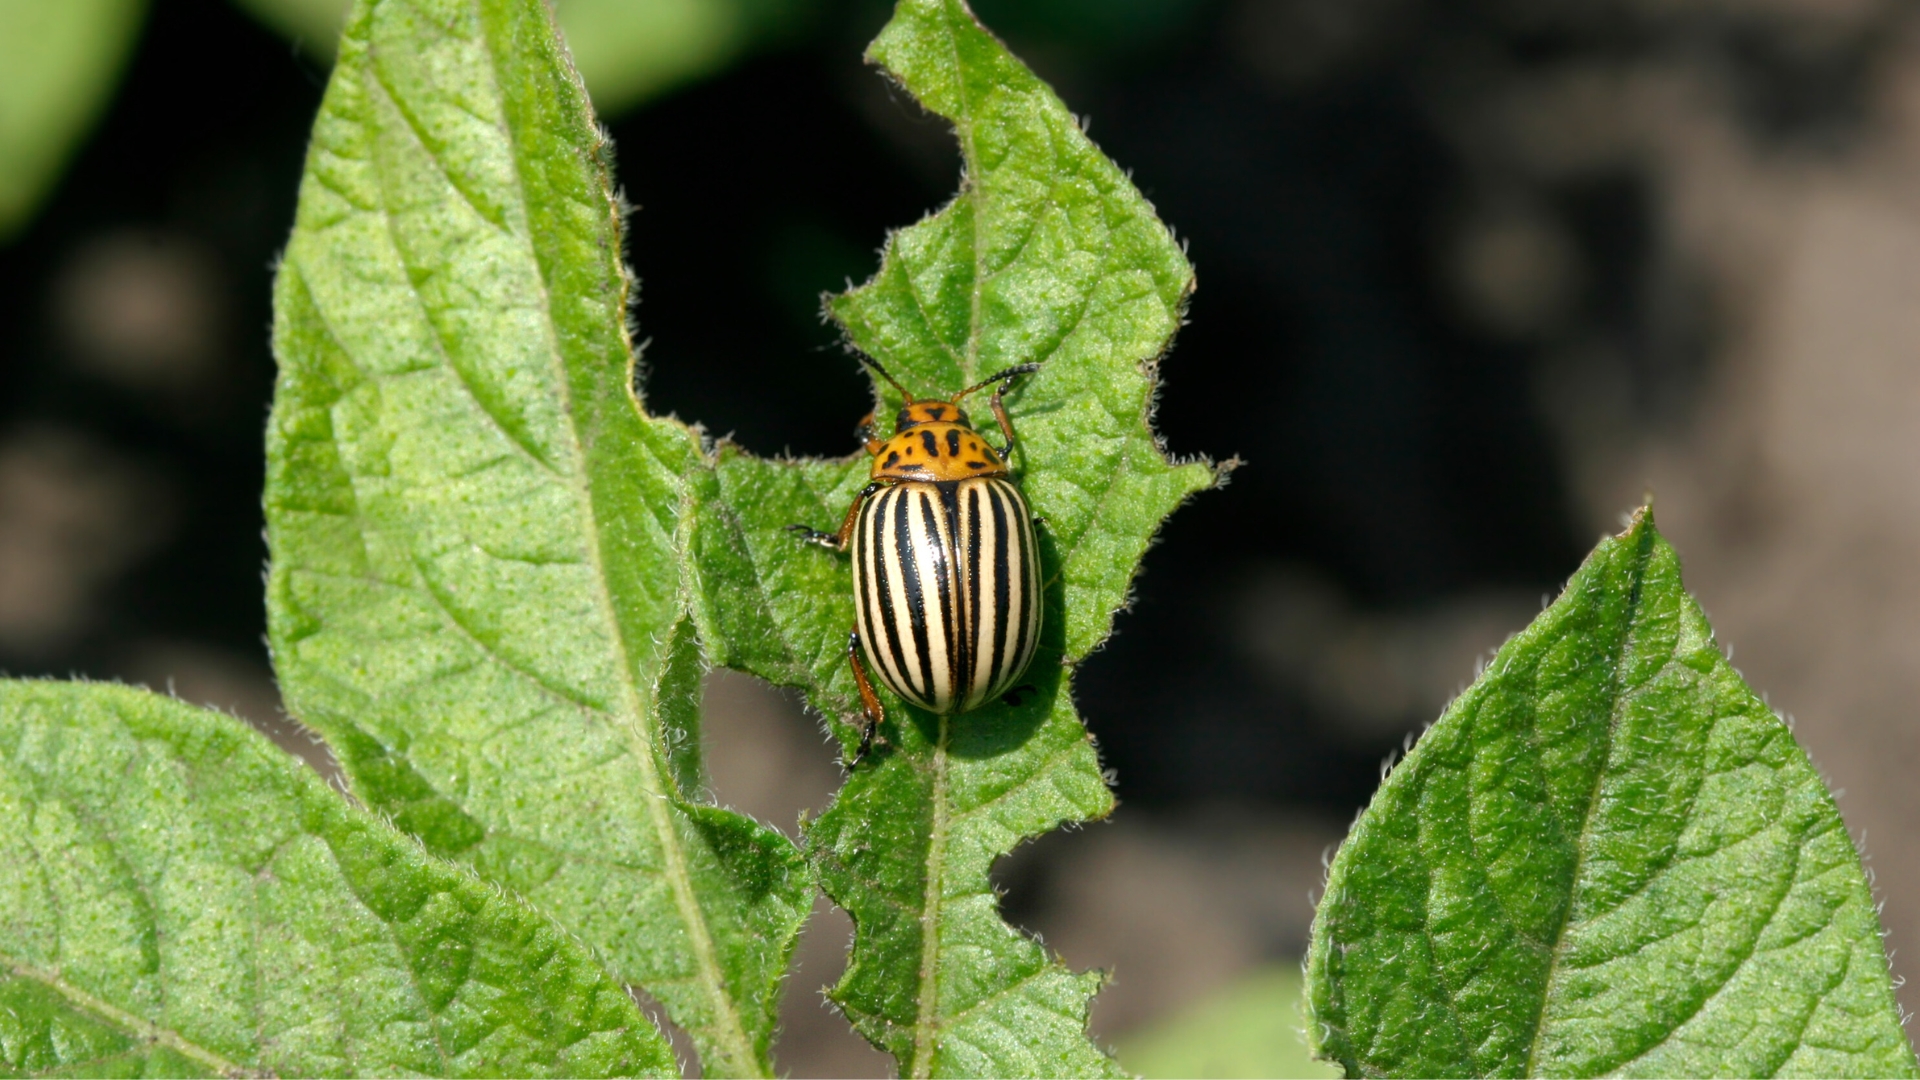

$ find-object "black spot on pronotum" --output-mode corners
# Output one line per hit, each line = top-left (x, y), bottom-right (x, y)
(920, 430), (940, 457)
(965, 461), (989, 470)
(884, 451), (901, 468)
(946, 429), (963, 457)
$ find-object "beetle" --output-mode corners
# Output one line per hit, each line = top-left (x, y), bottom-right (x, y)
(790, 357), (1044, 763)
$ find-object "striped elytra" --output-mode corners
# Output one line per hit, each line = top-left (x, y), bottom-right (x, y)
(851, 476), (1042, 714)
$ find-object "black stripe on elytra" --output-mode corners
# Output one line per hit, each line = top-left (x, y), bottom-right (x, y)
(966, 482), (985, 703)
(988, 480), (1013, 693)
(855, 497), (885, 686)
(1008, 480), (1035, 687)
(872, 489), (916, 702)
(860, 492), (897, 694)
(933, 480), (966, 704)
(925, 486), (959, 708)
(895, 488), (933, 701)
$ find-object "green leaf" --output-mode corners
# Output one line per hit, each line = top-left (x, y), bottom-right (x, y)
(226, 0), (350, 52)
(263, 0), (809, 1074)
(0, 680), (675, 1078)
(688, 1), (1220, 1075)
(0, 0), (148, 240)
(1305, 508), (1917, 1079)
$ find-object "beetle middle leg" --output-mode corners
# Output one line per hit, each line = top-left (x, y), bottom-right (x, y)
(846, 629), (887, 766)
(787, 482), (883, 551)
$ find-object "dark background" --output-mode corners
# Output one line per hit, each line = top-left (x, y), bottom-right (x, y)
(0, 0), (1614, 805)
(5, 0), (1916, 1068)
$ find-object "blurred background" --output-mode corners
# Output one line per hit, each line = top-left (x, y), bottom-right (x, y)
(5, 0), (1920, 1074)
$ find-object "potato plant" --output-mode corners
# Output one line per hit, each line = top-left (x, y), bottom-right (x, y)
(0, 0), (1909, 1077)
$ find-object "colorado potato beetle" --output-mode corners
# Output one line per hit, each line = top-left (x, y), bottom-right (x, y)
(790, 357), (1043, 762)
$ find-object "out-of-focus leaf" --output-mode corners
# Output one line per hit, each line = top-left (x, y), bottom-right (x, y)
(227, 0), (804, 115)
(1306, 508), (1917, 1079)
(264, 0), (809, 1074)
(0, 681), (675, 1078)
(551, 0), (803, 117)
(0, 0), (147, 240)
(1116, 965), (1341, 1080)
(687, 0), (1221, 1074)
(226, 0), (349, 53)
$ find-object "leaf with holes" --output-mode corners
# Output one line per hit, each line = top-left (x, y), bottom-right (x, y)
(0, 681), (675, 1079)
(686, 0), (1221, 1075)
(263, 0), (809, 1074)
(1306, 508), (1916, 1079)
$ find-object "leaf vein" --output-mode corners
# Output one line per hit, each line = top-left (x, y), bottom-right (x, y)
(1521, 526), (1656, 1076)
(0, 950), (259, 1079)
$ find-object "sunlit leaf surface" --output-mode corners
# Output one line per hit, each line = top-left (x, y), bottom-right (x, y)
(0, 681), (675, 1078)
(264, 1), (809, 1074)
(1307, 509), (1916, 1079)
(688, 1), (1221, 1074)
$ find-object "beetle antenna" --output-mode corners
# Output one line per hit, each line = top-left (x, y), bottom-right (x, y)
(855, 353), (915, 403)
(952, 363), (1040, 403)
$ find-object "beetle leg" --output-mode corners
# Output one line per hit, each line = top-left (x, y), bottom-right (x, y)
(787, 482), (883, 551)
(855, 413), (884, 455)
(785, 523), (841, 549)
(962, 364), (1038, 458)
(955, 363), (1042, 403)
(1000, 683), (1036, 707)
(847, 629), (887, 766)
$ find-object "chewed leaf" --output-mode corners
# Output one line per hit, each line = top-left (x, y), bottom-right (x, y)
(831, 0), (1214, 662)
(264, 0), (809, 1074)
(1306, 508), (1916, 1079)
(0, 681), (674, 1079)
(688, 0), (1219, 1075)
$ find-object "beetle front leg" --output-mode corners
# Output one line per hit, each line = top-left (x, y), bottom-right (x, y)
(846, 628), (887, 766)
(855, 413), (885, 455)
(786, 482), (882, 551)
(990, 385), (1018, 459)
(953, 364), (1038, 458)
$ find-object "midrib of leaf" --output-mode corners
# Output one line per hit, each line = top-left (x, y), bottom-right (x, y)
(903, 21), (980, 1076)
(911, 716), (954, 1080)
(1521, 524), (1649, 1079)
(950, 20), (984, 380)
(1, 952), (250, 1078)
(443, 16), (756, 1069)
(688, 3), (1217, 1074)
